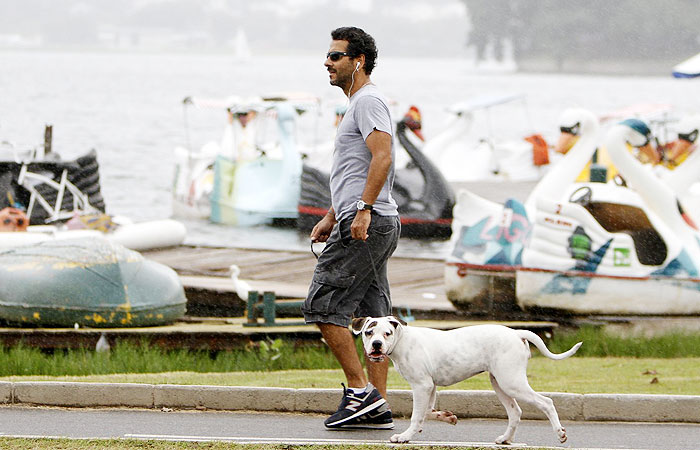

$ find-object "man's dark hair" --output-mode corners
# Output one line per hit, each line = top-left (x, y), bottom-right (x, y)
(331, 27), (378, 75)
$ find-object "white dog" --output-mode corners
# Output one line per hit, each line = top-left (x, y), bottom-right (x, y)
(352, 316), (582, 444)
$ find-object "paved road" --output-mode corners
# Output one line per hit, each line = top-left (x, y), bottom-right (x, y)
(1, 406), (699, 449)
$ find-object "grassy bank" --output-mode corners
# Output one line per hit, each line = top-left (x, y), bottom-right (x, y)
(1, 326), (699, 378)
(547, 326), (700, 357)
(3, 358), (699, 395)
(1, 327), (699, 395)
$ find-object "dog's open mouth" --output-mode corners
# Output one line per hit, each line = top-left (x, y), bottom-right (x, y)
(368, 351), (385, 362)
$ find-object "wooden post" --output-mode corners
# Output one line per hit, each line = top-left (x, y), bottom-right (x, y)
(44, 124), (53, 155)
(246, 291), (258, 324)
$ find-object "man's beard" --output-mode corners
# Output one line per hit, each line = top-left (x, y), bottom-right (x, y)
(330, 70), (351, 90)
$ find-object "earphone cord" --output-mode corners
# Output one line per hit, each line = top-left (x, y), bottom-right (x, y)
(346, 69), (356, 102)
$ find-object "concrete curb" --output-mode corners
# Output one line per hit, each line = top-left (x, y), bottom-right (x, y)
(2, 382), (699, 424)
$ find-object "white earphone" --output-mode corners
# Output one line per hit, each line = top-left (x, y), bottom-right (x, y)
(355, 62), (360, 71)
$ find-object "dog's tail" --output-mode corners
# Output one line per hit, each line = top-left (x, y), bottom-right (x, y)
(516, 330), (582, 360)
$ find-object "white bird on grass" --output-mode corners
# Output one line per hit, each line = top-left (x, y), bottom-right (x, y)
(95, 333), (110, 353)
(230, 264), (252, 301)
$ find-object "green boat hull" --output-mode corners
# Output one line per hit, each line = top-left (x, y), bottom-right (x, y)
(0, 237), (186, 327)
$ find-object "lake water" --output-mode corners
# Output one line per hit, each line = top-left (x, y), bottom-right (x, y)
(1, 50), (698, 258)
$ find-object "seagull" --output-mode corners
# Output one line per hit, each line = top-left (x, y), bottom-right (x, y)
(230, 264), (252, 301)
(95, 333), (110, 353)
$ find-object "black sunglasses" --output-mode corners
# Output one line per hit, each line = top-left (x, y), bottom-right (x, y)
(326, 51), (350, 62)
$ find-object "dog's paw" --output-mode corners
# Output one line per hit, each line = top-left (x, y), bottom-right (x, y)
(438, 410), (458, 425)
(558, 427), (567, 443)
(390, 433), (412, 443)
(495, 435), (512, 445)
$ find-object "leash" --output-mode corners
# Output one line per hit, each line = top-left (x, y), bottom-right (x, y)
(309, 236), (381, 281)
(310, 240), (320, 260)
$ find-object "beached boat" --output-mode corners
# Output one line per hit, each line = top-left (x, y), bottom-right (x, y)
(0, 237), (186, 327)
(420, 93), (553, 183)
(172, 93), (323, 225)
(446, 109), (700, 315)
(297, 109), (455, 239)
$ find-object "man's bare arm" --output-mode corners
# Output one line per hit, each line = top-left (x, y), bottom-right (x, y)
(351, 129), (392, 240)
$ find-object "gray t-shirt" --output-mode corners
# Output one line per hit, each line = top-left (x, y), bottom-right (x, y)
(330, 84), (398, 222)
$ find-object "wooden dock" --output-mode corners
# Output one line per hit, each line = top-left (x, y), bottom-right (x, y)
(142, 245), (456, 317)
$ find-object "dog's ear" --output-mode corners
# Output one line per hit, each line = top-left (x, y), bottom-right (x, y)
(351, 317), (368, 335)
(388, 316), (406, 328)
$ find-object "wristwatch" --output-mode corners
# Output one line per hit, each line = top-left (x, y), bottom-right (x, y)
(356, 200), (373, 211)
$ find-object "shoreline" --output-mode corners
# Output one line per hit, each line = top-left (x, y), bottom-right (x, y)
(0, 46), (683, 77)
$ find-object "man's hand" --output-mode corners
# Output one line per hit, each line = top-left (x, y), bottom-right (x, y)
(310, 214), (336, 243)
(351, 210), (371, 240)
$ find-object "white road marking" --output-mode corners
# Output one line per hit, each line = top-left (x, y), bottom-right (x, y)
(124, 433), (534, 447)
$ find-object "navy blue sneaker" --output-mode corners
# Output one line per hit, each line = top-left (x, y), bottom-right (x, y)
(340, 402), (394, 429)
(324, 383), (393, 429)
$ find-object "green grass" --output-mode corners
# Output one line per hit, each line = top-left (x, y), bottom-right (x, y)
(0, 339), (338, 377)
(1, 326), (700, 395)
(1, 326), (699, 378)
(3, 358), (699, 395)
(548, 325), (700, 357)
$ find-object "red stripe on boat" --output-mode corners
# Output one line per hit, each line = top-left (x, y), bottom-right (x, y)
(446, 261), (700, 282)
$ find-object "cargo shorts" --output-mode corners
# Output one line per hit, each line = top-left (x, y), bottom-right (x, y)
(302, 213), (400, 327)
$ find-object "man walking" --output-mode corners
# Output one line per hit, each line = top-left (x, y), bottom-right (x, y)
(302, 26), (400, 430)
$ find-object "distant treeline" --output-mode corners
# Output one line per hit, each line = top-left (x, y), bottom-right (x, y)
(463, 0), (699, 66)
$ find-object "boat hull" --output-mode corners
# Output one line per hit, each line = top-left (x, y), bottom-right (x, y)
(446, 261), (700, 316)
(210, 155), (300, 226)
(517, 268), (700, 315)
(0, 237), (186, 327)
(444, 263), (517, 313)
(672, 52), (700, 78)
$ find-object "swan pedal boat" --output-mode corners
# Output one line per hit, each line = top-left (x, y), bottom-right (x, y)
(446, 110), (700, 315)
(420, 93), (556, 183)
(172, 93), (324, 226)
(0, 237), (186, 327)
